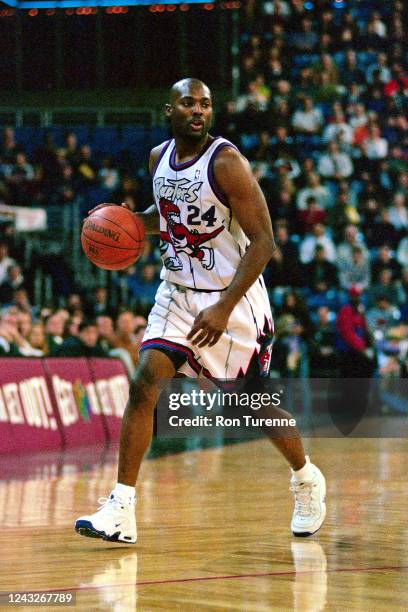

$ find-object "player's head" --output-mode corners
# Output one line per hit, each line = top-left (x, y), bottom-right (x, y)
(165, 78), (213, 142)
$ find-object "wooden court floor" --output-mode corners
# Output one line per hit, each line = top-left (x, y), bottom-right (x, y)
(0, 437), (407, 611)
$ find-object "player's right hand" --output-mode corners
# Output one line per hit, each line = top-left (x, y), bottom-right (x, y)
(87, 202), (130, 215)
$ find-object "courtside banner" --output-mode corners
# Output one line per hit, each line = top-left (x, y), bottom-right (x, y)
(88, 358), (129, 440)
(0, 359), (62, 453)
(43, 358), (106, 447)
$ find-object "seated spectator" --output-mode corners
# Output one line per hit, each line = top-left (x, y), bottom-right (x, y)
(87, 286), (109, 317)
(98, 157), (120, 193)
(367, 52), (391, 84)
(278, 290), (313, 339)
(366, 295), (400, 336)
(62, 132), (81, 169)
(0, 127), (19, 163)
(397, 237), (408, 268)
(300, 222), (336, 265)
(28, 322), (48, 355)
(0, 242), (16, 286)
(296, 172), (331, 210)
(3, 152), (34, 205)
(372, 245), (402, 283)
(342, 50), (365, 87)
(314, 71), (341, 103)
(388, 192), (408, 233)
(309, 306), (338, 377)
(109, 310), (143, 367)
(264, 224), (302, 288)
(126, 264), (161, 311)
(52, 320), (107, 357)
(327, 192), (360, 240)
(322, 110), (353, 145)
(292, 97), (323, 135)
(297, 196), (326, 235)
(77, 145), (97, 185)
(362, 125), (388, 160)
(318, 142), (353, 180)
(313, 53), (339, 85)
(304, 245), (338, 292)
(44, 312), (65, 354)
(270, 314), (308, 377)
(368, 268), (400, 308)
(236, 80), (269, 113)
(396, 267), (408, 307)
(288, 17), (318, 52)
(0, 264), (25, 305)
(247, 130), (273, 163)
(367, 208), (400, 249)
(336, 287), (375, 378)
(336, 225), (368, 267)
(339, 246), (371, 292)
(214, 101), (239, 145)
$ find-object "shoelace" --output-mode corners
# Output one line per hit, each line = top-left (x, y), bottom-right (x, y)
(290, 481), (316, 517)
(96, 495), (132, 514)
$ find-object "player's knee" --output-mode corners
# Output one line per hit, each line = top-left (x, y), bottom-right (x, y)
(128, 360), (161, 407)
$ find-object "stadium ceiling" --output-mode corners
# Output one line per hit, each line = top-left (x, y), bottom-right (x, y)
(1, 0), (213, 8)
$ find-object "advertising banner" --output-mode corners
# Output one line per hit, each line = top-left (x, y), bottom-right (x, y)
(43, 358), (106, 448)
(88, 358), (129, 440)
(0, 359), (62, 453)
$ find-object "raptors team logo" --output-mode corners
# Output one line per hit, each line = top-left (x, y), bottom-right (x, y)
(158, 197), (225, 271)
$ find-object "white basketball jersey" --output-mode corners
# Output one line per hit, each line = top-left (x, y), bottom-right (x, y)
(152, 136), (249, 291)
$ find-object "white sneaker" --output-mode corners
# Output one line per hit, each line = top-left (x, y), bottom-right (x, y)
(290, 459), (326, 537)
(75, 493), (137, 544)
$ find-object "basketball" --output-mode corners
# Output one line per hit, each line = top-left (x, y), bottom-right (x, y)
(81, 205), (145, 270)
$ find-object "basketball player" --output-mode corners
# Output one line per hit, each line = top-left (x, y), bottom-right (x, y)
(75, 79), (326, 543)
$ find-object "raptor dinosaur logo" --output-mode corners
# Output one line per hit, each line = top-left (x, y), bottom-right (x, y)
(159, 197), (224, 271)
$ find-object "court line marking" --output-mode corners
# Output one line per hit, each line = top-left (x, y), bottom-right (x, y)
(13, 564), (408, 594)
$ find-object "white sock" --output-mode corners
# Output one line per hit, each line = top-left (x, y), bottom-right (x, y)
(113, 483), (136, 502)
(292, 455), (314, 482)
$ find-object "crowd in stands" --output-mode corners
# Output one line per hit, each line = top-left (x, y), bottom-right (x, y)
(1, 0), (407, 378)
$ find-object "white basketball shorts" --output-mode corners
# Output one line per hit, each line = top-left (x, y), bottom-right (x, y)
(140, 279), (274, 380)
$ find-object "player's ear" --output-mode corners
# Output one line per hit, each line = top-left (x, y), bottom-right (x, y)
(165, 104), (173, 117)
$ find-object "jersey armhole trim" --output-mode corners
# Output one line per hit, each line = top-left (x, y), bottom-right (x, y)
(207, 142), (239, 209)
(151, 140), (172, 178)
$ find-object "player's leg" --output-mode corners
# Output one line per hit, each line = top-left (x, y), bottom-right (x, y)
(117, 349), (176, 485)
(75, 349), (176, 543)
(197, 281), (326, 537)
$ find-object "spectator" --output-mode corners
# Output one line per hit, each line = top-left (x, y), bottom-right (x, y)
(318, 141), (353, 180)
(98, 157), (120, 193)
(368, 268), (400, 308)
(397, 237), (408, 268)
(336, 225), (368, 267)
(0, 243), (16, 286)
(0, 264), (25, 305)
(44, 312), (65, 354)
(52, 320), (107, 357)
(339, 246), (371, 292)
(322, 110), (354, 145)
(296, 173), (331, 210)
(309, 306), (338, 377)
(336, 287), (375, 378)
(371, 245), (402, 283)
(366, 295), (400, 336)
(304, 245), (338, 292)
(297, 196), (326, 234)
(264, 224), (302, 288)
(292, 97), (323, 135)
(362, 125), (388, 160)
(388, 192), (408, 232)
(299, 223), (336, 264)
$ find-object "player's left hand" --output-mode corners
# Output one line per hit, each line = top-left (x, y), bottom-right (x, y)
(187, 302), (232, 348)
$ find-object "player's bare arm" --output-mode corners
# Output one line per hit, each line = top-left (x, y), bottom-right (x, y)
(187, 146), (276, 348)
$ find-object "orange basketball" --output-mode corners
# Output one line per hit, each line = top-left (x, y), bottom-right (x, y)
(81, 205), (145, 270)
